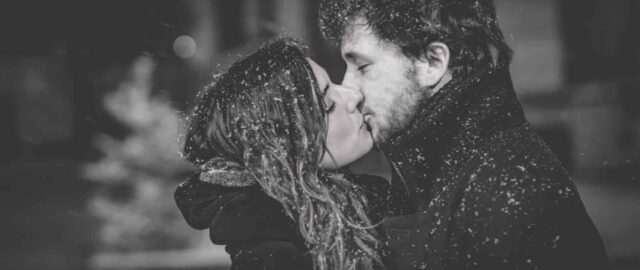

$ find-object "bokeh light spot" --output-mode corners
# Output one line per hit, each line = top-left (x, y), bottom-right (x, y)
(173, 35), (197, 59)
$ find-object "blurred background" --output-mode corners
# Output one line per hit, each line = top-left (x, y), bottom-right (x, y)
(0, 0), (638, 269)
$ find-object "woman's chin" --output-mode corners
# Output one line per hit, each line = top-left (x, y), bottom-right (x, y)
(360, 127), (375, 146)
(357, 134), (375, 160)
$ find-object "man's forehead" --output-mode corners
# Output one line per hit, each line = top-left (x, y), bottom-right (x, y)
(340, 19), (377, 59)
(339, 20), (400, 61)
(340, 15), (369, 46)
(342, 15), (367, 36)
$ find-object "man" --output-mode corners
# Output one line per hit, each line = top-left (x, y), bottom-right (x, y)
(318, 0), (610, 269)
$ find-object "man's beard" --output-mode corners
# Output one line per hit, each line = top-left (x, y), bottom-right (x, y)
(374, 76), (426, 143)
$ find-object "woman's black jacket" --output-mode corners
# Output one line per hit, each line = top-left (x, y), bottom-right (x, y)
(174, 173), (393, 270)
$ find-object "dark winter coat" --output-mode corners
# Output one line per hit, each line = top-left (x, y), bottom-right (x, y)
(376, 66), (610, 270)
(174, 173), (393, 270)
(174, 66), (610, 270)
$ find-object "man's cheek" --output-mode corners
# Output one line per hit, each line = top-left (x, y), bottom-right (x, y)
(376, 90), (397, 109)
(365, 69), (380, 81)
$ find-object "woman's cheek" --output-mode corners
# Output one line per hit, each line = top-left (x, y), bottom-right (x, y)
(327, 117), (350, 148)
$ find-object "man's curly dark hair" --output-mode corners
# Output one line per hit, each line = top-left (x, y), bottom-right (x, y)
(318, 0), (513, 77)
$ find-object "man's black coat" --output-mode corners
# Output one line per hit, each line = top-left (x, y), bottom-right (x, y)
(374, 66), (609, 269)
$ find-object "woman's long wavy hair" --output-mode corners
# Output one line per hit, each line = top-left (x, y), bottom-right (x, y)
(182, 38), (382, 270)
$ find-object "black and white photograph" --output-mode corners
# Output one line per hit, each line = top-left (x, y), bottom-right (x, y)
(1, 0), (639, 269)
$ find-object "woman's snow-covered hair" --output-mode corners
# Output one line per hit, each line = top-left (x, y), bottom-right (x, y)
(182, 38), (382, 270)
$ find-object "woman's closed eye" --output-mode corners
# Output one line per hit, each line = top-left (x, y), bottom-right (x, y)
(325, 100), (336, 113)
(322, 84), (336, 113)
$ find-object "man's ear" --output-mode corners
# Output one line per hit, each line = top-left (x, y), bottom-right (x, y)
(412, 42), (450, 88)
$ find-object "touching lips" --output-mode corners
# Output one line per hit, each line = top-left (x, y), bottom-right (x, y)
(363, 114), (373, 131)
(360, 114), (373, 132)
(363, 114), (372, 124)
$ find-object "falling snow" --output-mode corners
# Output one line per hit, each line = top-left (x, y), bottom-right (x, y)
(375, 60), (605, 268)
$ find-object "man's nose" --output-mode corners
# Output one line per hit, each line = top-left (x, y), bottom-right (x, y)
(341, 72), (357, 89)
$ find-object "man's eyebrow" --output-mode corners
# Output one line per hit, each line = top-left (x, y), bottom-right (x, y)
(344, 51), (368, 62)
(344, 52), (355, 60)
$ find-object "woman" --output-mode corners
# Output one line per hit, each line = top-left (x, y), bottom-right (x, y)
(175, 38), (391, 270)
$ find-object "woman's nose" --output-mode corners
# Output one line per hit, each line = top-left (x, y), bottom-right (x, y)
(335, 84), (363, 112)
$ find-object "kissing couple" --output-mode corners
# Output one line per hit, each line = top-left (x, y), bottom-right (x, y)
(175, 0), (609, 269)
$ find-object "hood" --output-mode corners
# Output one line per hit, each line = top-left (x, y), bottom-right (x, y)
(174, 173), (300, 245)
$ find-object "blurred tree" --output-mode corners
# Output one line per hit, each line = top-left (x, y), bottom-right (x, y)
(83, 56), (197, 252)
